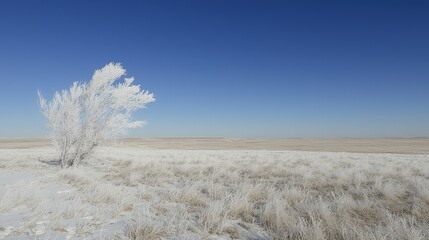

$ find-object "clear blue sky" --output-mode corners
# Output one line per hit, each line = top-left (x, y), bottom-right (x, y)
(0, 1), (428, 138)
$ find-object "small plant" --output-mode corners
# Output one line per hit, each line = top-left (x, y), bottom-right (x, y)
(38, 63), (155, 168)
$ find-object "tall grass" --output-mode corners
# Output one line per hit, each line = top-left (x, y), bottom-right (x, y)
(0, 148), (428, 239)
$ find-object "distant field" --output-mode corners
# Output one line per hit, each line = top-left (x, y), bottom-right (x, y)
(1, 138), (429, 153)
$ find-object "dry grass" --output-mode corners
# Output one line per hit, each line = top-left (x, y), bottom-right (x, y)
(0, 147), (428, 239)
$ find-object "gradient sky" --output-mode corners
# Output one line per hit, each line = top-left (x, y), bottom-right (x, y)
(0, 1), (428, 138)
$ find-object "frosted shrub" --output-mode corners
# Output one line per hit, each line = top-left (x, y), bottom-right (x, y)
(38, 63), (155, 168)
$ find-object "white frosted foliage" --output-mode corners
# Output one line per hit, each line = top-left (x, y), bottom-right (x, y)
(38, 63), (155, 167)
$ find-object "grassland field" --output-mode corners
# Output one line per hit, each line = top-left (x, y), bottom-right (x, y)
(0, 138), (428, 239)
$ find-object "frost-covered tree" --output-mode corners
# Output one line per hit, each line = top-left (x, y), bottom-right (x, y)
(38, 63), (155, 168)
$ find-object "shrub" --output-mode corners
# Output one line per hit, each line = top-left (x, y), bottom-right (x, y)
(38, 63), (155, 167)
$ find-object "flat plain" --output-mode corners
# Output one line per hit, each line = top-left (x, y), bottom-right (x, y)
(2, 138), (429, 153)
(0, 138), (428, 239)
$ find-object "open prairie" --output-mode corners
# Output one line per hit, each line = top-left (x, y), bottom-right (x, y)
(2, 138), (429, 153)
(0, 139), (428, 239)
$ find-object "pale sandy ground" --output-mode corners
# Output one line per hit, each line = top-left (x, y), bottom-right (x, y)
(1, 138), (429, 153)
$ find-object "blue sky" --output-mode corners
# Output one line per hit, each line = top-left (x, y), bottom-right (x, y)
(0, 1), (428, 138)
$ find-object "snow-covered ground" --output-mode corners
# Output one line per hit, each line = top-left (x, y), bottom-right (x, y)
(0, 146), (428, 239)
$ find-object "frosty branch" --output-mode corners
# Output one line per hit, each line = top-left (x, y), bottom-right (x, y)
(38, 63), (155, 168)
